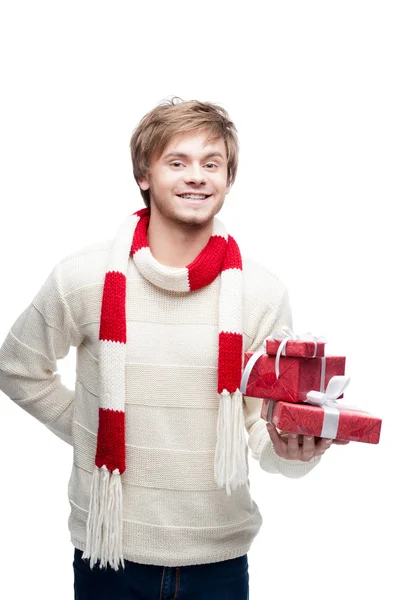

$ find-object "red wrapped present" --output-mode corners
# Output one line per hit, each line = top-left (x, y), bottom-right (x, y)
(265, 338), (325, 358)
(261, 382), (382, 444)
(241, 352), (346, 403)
(265, 327), (326, 358)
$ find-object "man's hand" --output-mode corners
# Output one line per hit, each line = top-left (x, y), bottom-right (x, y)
(266, 423), (349, 462)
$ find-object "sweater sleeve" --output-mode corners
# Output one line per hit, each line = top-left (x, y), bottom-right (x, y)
(243, 285), (322, 478)
(0, 263), (84, 445)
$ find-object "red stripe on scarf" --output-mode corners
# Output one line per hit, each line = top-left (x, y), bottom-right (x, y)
(131, 212), (150, 255)
(188, 235), (227, 291)
(222, 235), (242, 271)
(218, 331), (243, 393)
(99, 271), (127, 343)
(95, 408), (126, 472)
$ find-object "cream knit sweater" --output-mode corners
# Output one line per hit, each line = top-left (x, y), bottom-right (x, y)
(0, 238), (320, 567)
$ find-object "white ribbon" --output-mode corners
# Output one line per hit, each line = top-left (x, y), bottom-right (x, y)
(305, 375), (355, 438)
(240, 351), (263, 394)
(271, 326), (327, 345)
(270, 327), (327, 379)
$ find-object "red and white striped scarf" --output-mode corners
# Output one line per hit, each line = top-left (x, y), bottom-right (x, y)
(83, 207), (247, 570)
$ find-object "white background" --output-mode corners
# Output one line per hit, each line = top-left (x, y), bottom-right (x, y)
(0, 1), (397, 598)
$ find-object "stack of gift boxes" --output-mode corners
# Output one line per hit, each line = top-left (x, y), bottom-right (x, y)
(241, 329), (382, 444)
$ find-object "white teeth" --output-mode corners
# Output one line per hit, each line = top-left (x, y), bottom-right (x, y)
(179, 194), (208, 200)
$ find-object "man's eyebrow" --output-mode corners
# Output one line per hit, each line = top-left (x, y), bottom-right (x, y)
(163, 151), (225, 161)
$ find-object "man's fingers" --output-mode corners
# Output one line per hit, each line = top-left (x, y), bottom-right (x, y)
(313, 438), (333, 456)
(301, 435), (316, 461)
(266, 423), (285, 457)
(287, 433), (300, 458)
(266, 425), (345, 460)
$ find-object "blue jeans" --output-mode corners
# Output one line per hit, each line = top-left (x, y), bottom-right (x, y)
(73, 548), (249, 599)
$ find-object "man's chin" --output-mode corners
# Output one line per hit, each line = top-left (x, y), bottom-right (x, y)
(173, 215), (212, 228)
(170, 208), (219, 228)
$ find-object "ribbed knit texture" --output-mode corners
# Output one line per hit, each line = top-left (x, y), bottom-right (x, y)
(0, 232), (321, 567)
(84, 209), (247, 569)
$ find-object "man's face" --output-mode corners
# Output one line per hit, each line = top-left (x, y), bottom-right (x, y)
(138, 130), (231, 228)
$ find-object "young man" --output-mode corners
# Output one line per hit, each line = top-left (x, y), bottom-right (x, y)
(0, 98), (340, 599)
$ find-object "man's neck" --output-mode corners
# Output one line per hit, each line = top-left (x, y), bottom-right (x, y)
(146, 211), (214, 268)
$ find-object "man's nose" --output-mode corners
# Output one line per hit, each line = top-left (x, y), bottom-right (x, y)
(184, 164), (207, 184)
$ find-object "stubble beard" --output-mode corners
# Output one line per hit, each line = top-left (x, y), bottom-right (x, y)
(151, 192), (224, 230)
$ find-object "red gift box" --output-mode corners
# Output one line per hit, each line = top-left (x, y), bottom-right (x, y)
(261, 399), (382, 444)
(265, 338), (325, 358)
(243, 353), (346, 402)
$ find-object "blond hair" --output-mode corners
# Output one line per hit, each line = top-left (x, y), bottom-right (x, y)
(129, 97), (239, 208)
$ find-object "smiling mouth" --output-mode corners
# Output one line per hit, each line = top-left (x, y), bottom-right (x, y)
(176, 194), (212, 200)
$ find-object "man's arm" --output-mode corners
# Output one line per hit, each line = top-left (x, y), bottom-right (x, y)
(243, 286), (322, 478)
(0, 264), (84, 445)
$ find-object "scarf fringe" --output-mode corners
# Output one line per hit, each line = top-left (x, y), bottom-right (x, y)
(83, 466), (125, 571)
(214, 389), (248, 496)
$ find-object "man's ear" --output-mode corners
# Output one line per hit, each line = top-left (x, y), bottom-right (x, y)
(138, 176), (150, 191)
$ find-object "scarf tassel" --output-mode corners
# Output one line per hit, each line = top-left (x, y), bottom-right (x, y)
(82, 465), (125, 571)
(214, 389), (248, 496)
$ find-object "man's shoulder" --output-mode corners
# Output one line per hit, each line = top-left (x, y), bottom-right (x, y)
(58, 239), (112, 262)
(242, 255), (288, 304)
(56, 239), (113, 295)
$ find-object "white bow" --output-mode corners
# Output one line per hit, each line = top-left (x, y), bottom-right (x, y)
(306, 375), (351, 407)
(270, 326), (326, 345)
(305, 375), (356, 438)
